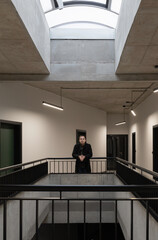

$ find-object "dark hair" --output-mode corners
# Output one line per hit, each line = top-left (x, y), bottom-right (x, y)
(79, 135), (86, 139)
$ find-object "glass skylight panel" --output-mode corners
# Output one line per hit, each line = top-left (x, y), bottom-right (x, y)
(111, 0), (122, 13)
(40, 0), (53, 12)
(63, 0), (107, 4)
(45, 6), (118, 29)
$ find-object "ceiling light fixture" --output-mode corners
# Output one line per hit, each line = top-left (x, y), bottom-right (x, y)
(130, 91), (136, 117)
(43, 87), (63, 111)
(131, 109), (136, 117)
(42, 101), (63, 111)
(115, 105), (126, 126)
(115, 121), (126, 126)
(153, 88), (158, 93)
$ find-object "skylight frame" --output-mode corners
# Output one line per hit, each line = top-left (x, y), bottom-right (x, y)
(45, 6), (119, 29)
(62, 0), (108, 9)
(40, 0), (122, 39)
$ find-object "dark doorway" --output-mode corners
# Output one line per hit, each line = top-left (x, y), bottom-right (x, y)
(132, 132), (136, 164)
(0, 120), (22, 171)
(107, 135), (128, 160)
(107, 135), (128, 170)
(76, 129), (86, 144)
(153, 125), (158, 179)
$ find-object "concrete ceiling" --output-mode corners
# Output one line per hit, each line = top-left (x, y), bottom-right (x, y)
(117, 0), (158, 74)
(26, 81), (157, 113)
(0, 0), (49, 74)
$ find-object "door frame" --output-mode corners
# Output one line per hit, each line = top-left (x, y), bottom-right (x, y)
(0, 119), (22, 167)
(107, 134), (128, 160)
(153, 124), (158, 176)
(132, 132), (136, 164)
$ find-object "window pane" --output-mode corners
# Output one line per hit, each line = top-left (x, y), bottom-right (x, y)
(40, 0), (52, 12)
(45, 6), (118, 28)
(63, 0), (107, 4)
(111, 0), (122, 13)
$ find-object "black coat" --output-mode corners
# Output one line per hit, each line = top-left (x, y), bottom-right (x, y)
(72, 143), (93, 173)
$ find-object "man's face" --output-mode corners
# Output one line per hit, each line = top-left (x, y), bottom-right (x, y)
(79, 136), (86, 145)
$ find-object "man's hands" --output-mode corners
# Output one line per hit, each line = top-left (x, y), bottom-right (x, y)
(79, 155), (85, 162)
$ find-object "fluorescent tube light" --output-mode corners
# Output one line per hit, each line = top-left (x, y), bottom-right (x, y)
(131, 109), (136, 116)
(153, 88), (158, 93)
(115, 121), (126, 126)
(43, 101), (63, 111)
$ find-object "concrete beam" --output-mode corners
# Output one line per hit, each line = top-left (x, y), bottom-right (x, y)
(116, 0), (158, 74)
(0, 73), (158, 81)
(0, 0), (50, 74)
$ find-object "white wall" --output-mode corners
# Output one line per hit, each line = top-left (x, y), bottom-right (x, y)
(107, 113), (129, 135)
(0, 82), (107, 163)
(128, 92), (158, 171)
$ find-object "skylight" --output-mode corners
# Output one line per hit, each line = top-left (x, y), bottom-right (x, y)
(63, 0), (106, 2)
(63, 0), (107, 3)
(40, 0), (122, 39)
(46, 7), (118, 29)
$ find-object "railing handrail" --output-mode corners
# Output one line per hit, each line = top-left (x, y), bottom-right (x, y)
(0, 158), (48, 172)
(1, 156), (158, 179)
(0, 157), (110, 173)
(0, 184), (158, 192)
(116, 157), (158, 179)
(0, 197), (158, 201)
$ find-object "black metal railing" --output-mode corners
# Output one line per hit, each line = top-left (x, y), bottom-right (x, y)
(0, 157), (115, 202)
(0, 185), (158, 240)
(116, 157), (158, 181)
(0, 157), (158, 239)
(47, 157), (115, 174)
(0, 157), (115, 177)
(116, 159), (158, 222)
(0, 157), (158, 178)
(0, 162), (48, 199)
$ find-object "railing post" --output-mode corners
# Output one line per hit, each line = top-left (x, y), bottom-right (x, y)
(115, 200), (118, 240)
(146, 201), (149, 240)
(52, 200), (55, 239)
(131, 200), (133, 240)
(62, 161), (64, 173)
(60, 191), (62, 199)
(3, 200), (7, 240)
(49, 161), (51, 174)
(99, 200), (102, 240)
(36, 200), (39, 240)
(67, 200), (70, 240)
(84, 200), (86, 240)
(19, 200), (23, 240)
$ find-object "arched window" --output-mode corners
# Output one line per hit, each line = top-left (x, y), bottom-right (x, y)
(40, 0), (122, 39)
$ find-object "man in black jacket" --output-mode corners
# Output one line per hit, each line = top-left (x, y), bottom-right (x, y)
(72, 135), (93, 173)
